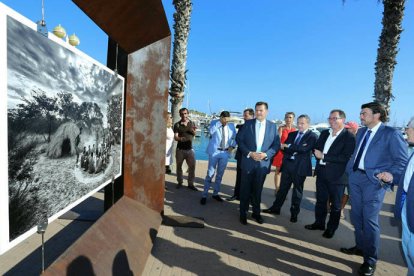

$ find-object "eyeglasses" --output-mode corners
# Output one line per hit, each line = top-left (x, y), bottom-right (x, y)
(328, 117), (342, 121)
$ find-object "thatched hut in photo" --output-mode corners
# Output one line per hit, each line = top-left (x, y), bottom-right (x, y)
(47, 122), (81, 158)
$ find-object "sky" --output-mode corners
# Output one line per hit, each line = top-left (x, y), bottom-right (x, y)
(1, 0), (413, 125)
(5, 14), (123, 128)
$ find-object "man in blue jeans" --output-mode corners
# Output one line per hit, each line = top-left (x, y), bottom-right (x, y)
(201, 111), (237, 205)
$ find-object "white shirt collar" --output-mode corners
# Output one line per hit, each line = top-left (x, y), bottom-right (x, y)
(368, 122), (382, 134)
(329, 127), (344, 137)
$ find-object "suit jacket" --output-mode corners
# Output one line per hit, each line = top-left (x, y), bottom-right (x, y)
(235, 123), (246, 161)
(314, 129), (356, 183)
(394, 152), (414, 233)
(282, 130), (318, 176)
(346, 124), (408, 186)
(206, 119), (237, 155)
(236, 119), (280, 174)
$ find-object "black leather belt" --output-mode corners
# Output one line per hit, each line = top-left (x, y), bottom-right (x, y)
(217, 148), (228, 151)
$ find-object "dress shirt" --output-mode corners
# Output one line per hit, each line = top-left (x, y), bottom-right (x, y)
(255, 119), (266, 152)
(404, 152), (414, 192)
(221, 124), (229, 148)
(356, 122), (382, 170)
(319, 128), (344, 165)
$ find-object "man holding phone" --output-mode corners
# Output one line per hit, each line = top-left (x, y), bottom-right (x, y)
(201, 111), (237, 204)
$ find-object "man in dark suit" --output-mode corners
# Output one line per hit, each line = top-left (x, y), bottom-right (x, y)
(305, 109), (355, 238)
(263, 114), (317, 223)
(236, 102), (280, 225)
(394, 117), (414, 275)
(340, 102), (408, 276)
(227, 108), (255, 201)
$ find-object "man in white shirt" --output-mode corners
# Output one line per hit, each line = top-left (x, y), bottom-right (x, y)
(236, 102), (280, 225)
(201, 111), (237, 204)
(305, 109), (355, 239)
(341, 102), (408, 276)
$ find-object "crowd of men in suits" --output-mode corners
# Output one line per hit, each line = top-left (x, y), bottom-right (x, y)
(172, 101), (413, 276)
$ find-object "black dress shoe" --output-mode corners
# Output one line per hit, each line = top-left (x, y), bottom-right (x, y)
(322, 229), (335, 239)
(340, 246), (363, 256)
(240, 216), (247, 225)
(305, 223), (325, 230)
(226, 195), (239, 201)
(290, 216), (297, 223)
(251, 213), (264, 224)
(212, 195), (224, 202)
(188, 185), (198, 191)
(262, 208), (280, 215)
(200, 197), (206, 205)
(358, 262), (375, 276)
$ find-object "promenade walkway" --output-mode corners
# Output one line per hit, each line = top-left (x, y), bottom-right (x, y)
(143, 160), (407, 276)
(0, 160), (408, 275)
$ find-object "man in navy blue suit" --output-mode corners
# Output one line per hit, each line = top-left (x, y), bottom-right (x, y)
(394, 117), (414, 275)
(236, 102), (280, 225)
(305, 109), (355, 238)
(263, 114), (317, 223)
(341, 102), (408, 276)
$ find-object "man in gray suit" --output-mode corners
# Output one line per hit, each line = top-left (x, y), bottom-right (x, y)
(236, 101), (280, 225)
(340, 102), (408, 276)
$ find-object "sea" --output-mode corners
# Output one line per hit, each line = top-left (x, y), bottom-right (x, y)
(192, 133), (317, 166)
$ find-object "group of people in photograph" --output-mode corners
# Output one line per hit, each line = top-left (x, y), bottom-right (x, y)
(166, 101), (414, 276)
(77, 135), (114, 175)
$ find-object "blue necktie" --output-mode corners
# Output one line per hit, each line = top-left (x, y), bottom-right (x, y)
(294, 132), (303, 145)
(353, 130), (372, 171)
(256, 122), (262, 152)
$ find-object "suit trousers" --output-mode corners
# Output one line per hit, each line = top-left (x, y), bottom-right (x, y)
(349, 170), (386, 266)
(402, 201), (414, 276)
(233, 161), (242, 198)
(176, 149), (196, 186)
(203, 151), (229, 197)
(271, 160), (306, 216)
(314, 166), (344, 231)
(239, 165), (268, 218)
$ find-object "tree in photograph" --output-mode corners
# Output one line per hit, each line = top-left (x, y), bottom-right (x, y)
(17, 89), (59, 142)
(373, 0), (405, 116)
(78, 102), (104, 129)
(57, 92), (80, 122)
(169, 0), (193, 123)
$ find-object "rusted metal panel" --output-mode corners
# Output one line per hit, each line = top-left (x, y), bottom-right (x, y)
(124, 36), (171, 213)
(43, 196), (162, 275)
(72, 0), (170, 54)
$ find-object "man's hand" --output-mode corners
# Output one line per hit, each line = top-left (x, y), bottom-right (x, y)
(376, 172), (394, 183)
(249, 152), (266, 161)
(280, 143), (288, 150)
(314, 149), (324, 160)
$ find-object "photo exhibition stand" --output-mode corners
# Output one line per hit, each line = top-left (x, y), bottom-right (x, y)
(43, 0), (171, 274)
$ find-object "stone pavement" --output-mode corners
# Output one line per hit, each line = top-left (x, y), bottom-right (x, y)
(0, 160), (408, 275)
(143, 160), (408, 276)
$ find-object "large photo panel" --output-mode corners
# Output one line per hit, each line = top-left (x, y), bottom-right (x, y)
(0, 3), (124, 254)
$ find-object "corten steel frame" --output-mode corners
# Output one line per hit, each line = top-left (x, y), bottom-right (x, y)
(44, 0), (171, 274)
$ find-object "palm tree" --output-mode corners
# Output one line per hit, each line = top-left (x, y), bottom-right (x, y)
(169, 0), (193, 124)
(373, 0), (405, 116)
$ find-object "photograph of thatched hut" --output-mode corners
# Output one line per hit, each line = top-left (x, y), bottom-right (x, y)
(4, 14), (124, 244)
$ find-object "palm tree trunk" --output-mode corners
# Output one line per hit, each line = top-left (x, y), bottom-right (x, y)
(169, 0), (192, 124)
(374, 0), (405, 116)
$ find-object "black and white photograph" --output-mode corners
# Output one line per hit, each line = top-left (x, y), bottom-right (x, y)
(4, 14), (124, 244)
